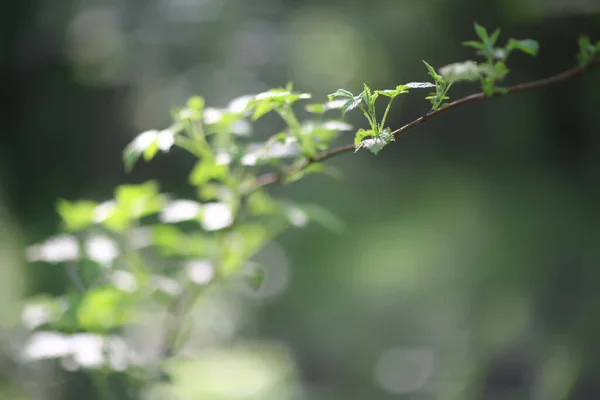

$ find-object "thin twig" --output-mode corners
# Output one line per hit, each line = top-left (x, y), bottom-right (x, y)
(249, 59), (599, 193)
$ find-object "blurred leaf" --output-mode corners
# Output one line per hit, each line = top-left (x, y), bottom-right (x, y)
(151, 225), (214, 258)
(247, 190), (280, 216)
(305, 103), (327, 115)
(463, 40), (486, 50)
(151, 225), (187, 254)
(77, 286), (135, 332)
(439, 60), (482, 82)
(480, 61), (509, 79)
(507, 38), (539, 56)
(143, 139), (159, 162)
(115, 181), (163, 219)
(403, 82), (436, 89)
(123, 129), (176, 172)
(187, 96), (205, 113)
(57, 199), (98, 231)
(189, 159), (230, 186)
(247, 88), (311, 120)
(474, 23), (490, 44)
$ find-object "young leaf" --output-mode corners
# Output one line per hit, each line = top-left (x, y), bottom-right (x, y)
(423, 61), (443, 83)
(189, 159), (230, 186)
(77, 286), (136, 332)
(474, 23), (490, 44)
(439, 61), (481, 82)
(354, 129), (394, 155)
(507, 38), (539, 56)
(114, 181), (164, 220)
(463, 40), (486, 51)
(342, 97), (363, 115)
(57, 199), (98, 231)
(489, 28), (501, 46)
(403, 82), (436, 89)
(123, 129), (176, 172)
(328, 89), (354, 101)
(305, 103), (327, 115)
(354, 129), (376, 147)
(375, 89), (405, 99)
(187, 96), (205, 113)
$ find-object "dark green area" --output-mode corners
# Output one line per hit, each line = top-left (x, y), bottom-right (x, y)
(2, 0), (600, 399)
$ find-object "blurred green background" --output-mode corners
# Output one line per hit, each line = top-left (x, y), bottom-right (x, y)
(2, 0), (600, 399)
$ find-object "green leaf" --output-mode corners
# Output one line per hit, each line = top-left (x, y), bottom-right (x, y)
(151, 225), (213, 257)
(439, 61), (482, 82)
(328, 89), (354, 101)
(577, 35), (599, 66)
(507, 39), (539, 56)
(479, 61), (509, 79)
(474, 23), (489, 44)
(423, 61), (443, 83)
(123, 129), (177, 172)
(189, 159), (230, 186)
(123, 130), (158, 172)
(354, 129), (376, 147)
(77, 286), (136, 332)
(116, 181), (162, 216)
(247, 88), (311, 120)
(463, 40), (486, 50)
(187, 96), (205, 113)
(143, 139), (160, 162)
(247, 190), (280, 216)
(100, 181), (164, 231)
(354, 130), (394, 155)
(403, 82), (436, 89)
(578, 35), (591, 52)
(57, 199), (98, 231)
(342, 97), (363, 115)
(489, 28), (501, 45)
(305, 104), (327, 115)
(251, 102), (277, 120)
(360, 83), (374, 105)
(375, 89), (403, 99)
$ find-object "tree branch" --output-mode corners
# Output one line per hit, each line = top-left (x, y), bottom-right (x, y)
(249, 58), (600, 193)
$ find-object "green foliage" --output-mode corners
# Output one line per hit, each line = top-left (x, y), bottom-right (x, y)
(577, 35), (600, 66)
(439, 23), (539, 96)
(21, 23), (597, 398)
(329, 81), (433, 153)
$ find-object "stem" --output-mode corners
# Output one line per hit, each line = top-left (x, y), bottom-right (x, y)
(247, 58), (600, 193)
(379, 97), (395, 132)
(358, 104), (378, 133)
